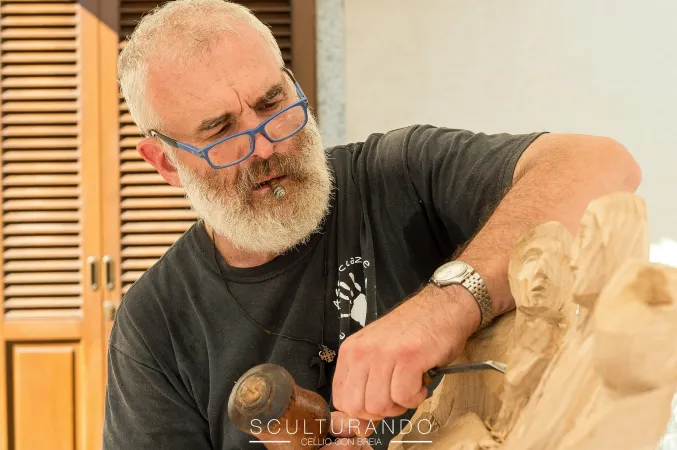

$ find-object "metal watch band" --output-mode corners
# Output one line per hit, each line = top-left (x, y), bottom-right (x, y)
(461, 272), (493, 331)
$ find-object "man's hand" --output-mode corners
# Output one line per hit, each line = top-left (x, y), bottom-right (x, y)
(320, 411), (375, 449)
(331, 284), (480, 420)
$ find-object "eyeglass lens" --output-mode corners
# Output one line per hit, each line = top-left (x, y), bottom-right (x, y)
(207, 104), (306, 167)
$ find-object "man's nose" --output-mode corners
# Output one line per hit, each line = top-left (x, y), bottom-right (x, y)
(250, 131), (275, 160)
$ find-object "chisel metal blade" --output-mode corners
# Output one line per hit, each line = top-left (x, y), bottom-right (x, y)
(423, 360), (507, 385)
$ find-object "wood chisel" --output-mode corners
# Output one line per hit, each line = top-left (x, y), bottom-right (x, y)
(423, 360), (507, 385)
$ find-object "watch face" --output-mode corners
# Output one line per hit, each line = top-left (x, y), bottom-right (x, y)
(435, 261), (468, 283)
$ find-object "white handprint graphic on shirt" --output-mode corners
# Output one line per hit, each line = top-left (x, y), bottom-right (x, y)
(336, 272), (367, 327)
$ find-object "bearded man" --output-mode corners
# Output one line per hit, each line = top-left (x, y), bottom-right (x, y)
(103, 1), (642, 449)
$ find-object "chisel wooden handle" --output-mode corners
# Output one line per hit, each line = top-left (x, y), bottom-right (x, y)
(228, 363), (331, 449)
(422, 370), (437, 386)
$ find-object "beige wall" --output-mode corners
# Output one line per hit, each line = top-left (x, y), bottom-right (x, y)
(344, 0), (677, 242)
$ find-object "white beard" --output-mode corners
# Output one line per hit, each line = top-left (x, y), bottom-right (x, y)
(175, 115), (334, 254)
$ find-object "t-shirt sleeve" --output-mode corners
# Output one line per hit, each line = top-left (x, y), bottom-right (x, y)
(103, 301), (211, 449)
(359, 124), (546, 249)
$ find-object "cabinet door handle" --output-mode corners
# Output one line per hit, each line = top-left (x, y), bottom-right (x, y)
(103, 300), (116, 321)
(103, 255), (114, 291)
(87, 256), (99, 291)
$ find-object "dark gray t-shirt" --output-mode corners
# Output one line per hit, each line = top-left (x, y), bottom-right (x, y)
(103, 125), (544, 449)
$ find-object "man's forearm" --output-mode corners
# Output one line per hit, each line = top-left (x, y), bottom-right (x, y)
(454, 134), (642, 317)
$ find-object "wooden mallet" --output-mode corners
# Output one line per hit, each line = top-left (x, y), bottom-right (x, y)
(228, 363), (331, 449)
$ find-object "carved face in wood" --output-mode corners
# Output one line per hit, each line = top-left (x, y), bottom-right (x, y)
(594, 261), (677, 395)
(509, 222), (572, 311)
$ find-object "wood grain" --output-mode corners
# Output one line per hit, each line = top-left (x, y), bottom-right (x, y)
(553, 260), (677, 450)
(11, 343), (79, 450)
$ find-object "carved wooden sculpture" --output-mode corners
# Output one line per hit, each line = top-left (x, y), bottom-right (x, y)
(389, 192), (674, 450)
(554, 259), (677, 450)
(502, 192), (651, 450)
(419, 412), (497, 450)
(490, 221), (574, 441)
(570, 192), (650, 324)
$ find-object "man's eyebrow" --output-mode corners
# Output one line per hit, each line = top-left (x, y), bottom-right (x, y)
(196, 112), (235, 134)
(195, 83), (286, 136)
(253, 83), (284, 108)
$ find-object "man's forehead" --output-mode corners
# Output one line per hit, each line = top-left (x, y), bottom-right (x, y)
(146, 31), (282, 137)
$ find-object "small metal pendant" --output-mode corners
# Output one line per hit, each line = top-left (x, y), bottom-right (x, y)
(319, 345), (336, 363)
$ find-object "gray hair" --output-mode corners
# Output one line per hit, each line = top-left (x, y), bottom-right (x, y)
(118, 0), (284, 139)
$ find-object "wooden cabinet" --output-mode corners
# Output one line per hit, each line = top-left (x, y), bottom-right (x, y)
(0, 1), (316, 449)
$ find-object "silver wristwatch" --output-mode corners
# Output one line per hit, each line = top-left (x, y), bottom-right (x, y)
(430, 261), (493, 331)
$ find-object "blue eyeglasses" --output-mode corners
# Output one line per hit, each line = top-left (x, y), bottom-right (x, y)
(149, 68), (309, 169)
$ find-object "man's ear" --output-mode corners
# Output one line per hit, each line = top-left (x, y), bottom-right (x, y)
(137, 137), (181, 187)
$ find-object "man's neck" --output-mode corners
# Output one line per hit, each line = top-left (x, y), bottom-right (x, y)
(206, 223), (278, 268)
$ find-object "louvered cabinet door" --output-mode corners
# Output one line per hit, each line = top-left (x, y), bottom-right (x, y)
(99, 0), (316, 331)
(0, 1), (105, 450)
(99, 0), (197, 341)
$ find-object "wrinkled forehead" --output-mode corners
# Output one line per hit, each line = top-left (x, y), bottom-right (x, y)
(145, 26), (282, 139)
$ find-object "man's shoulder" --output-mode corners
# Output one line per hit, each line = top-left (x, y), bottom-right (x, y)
(324, 124), (428, 155)
(326, 124), (538, 154)
(324, 124), (542, 176)
(323, 124), (468, 174)
(322, 125), (419, 176)
(323, 124), (442, 188)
